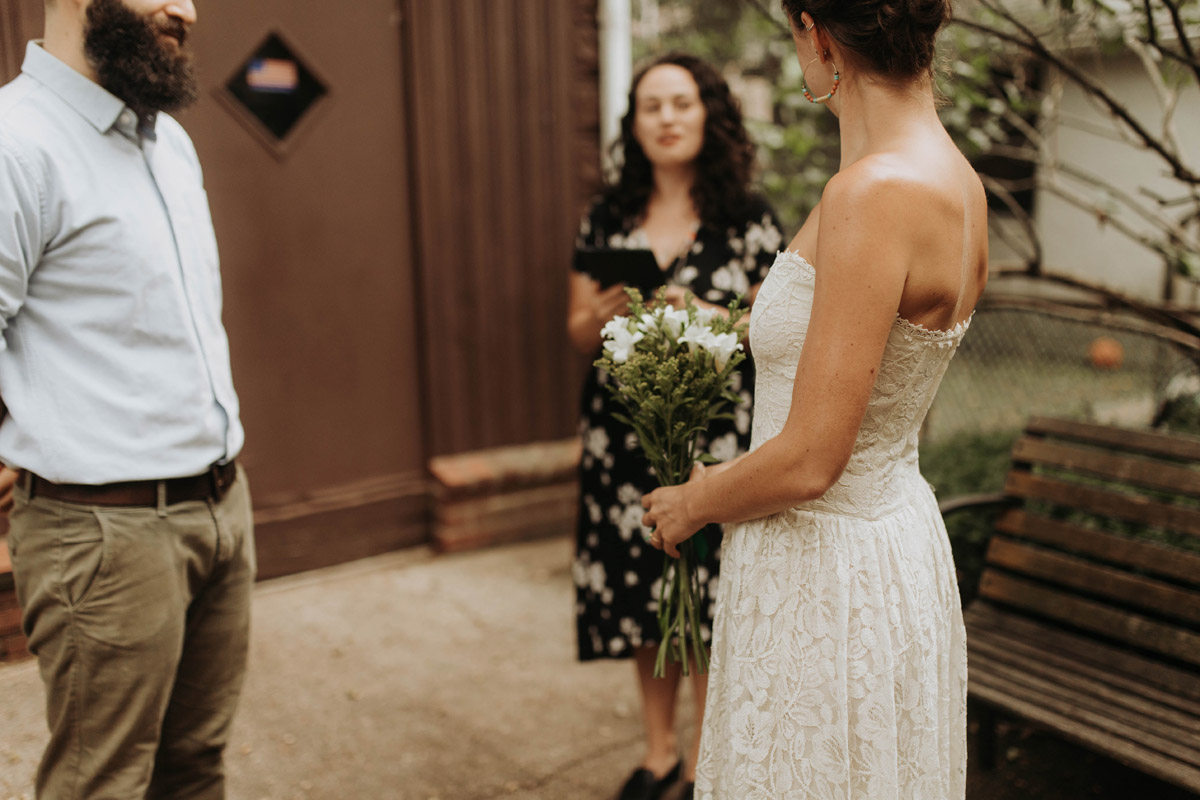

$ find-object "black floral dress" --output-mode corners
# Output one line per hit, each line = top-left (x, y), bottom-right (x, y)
(572, 195), (785, 661)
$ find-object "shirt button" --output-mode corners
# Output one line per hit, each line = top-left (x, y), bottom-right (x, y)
(120, 110), (136, 128)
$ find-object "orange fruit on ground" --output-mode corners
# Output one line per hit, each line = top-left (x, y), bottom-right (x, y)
(1089, 336), (1124, 370)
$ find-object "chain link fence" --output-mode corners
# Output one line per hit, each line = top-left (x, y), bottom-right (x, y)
(925, 303), (1200, 446)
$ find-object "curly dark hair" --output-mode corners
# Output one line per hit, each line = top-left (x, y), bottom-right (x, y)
(604, 53), (757, 231)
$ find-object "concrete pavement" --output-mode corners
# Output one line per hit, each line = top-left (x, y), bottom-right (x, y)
(0, 536), (694, 800)
(3, 534), (1194, 800)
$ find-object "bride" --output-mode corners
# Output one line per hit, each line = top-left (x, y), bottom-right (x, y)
(641, 0), (987, 797)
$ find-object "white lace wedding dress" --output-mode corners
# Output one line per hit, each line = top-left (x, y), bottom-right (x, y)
(694, 250), (969, 799)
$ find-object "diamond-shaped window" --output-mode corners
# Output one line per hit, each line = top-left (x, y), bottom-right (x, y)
(225, 32), (327, 143)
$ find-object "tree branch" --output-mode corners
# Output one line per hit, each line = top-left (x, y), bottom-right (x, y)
(1159, 0), (1200, 85)
(952, 3), (1200, 185)
(979, 174), (1043, 268)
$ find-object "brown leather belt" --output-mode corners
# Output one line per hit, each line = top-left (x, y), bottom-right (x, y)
(20, 460), (239, 507)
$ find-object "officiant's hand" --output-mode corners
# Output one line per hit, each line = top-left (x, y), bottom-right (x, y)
(642, 463), (706, 558)
(591, 281), (631, 325)
(661, 286), (689, 310)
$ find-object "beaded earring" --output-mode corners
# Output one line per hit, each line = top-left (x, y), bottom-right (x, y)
(800, 24), (841, 104)
(801, 65), (840, 104)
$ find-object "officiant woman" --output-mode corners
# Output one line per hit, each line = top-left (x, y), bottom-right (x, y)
(566, 53), (784, 800)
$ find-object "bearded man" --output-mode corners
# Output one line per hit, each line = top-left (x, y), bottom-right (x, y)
(0, 2), (253, 797)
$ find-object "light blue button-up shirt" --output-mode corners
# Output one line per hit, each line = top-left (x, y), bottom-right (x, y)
(0, 42), (243, 484)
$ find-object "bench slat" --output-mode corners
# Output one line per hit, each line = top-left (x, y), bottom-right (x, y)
(986, 537), (1200, 625)
(972, 654), (1200, 766)
(978, 572), (1200, 667)
(970, 673), (1200, 791)
(969, 614), (1200, 719)
(1027, 416), (1200, 462)
(1005, 472), (1200, 537)
(996, 509), (1200, 584)
(1011, 436), (1200, 499)
(969, 631), (1200, 733)
(967, 602), (1200, 702)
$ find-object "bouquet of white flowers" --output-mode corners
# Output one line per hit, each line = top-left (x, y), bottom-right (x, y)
(595, 288), (749, 677)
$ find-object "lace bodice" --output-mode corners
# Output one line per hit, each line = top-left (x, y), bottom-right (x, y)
(748, 251), (970, 520)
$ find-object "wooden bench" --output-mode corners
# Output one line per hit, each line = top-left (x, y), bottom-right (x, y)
(946, 416), (1200, 792)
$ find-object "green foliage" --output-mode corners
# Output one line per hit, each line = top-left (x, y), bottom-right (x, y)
(1159, 395), (1200, 435)
(921, 429), (1021, 602)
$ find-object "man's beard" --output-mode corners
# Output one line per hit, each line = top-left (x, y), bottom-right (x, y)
(83, 0), (198, 118)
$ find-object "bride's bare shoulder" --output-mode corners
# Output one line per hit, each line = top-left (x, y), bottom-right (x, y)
(821, 153), (978, 235)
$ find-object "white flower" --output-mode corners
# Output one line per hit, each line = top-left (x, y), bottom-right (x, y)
(637, 311), (661, 335)
(710, 431), (739, 462)
(571, 557), (588, 588)
(678, 323), (715, 354)
(731, 266), (750, 294)
(587, 562), (607, 594)
(735, 405), (751, 435)
(600, 315), (631, 340)
(707, 331), (744, 371)
(616, 483), (643, 505)
(661, 307), (690, 339)
(712, 265), (735, 292)
(602, 316), (644, 364)
(584, 426), (609, 459)
(744, 219), (782, 256)
(694, 307), (717, 328)
(586, 495), (603, 524)
(616, 503), (650, 542)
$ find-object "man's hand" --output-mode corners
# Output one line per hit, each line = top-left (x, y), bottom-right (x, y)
(0, 466), (17, 514)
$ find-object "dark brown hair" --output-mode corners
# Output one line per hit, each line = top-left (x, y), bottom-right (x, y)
(781, 0), (951, 79)
(605, 53), (756, 231)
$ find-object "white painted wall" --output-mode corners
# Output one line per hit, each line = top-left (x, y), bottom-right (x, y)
(1035, 52), (1200, 302)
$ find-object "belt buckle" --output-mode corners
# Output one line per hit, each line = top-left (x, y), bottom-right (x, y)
(209, 462), (228, 500)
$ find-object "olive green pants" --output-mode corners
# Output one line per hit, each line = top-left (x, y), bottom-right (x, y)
(8, 467), (255, 800)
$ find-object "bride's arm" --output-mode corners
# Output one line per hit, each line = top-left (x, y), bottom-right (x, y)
(642, 171), (917, 556)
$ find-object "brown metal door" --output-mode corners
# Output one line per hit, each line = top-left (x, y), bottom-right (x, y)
(181, 0), (429, 577)
(405, 0), (600, 457)
(0, 0), (40, 82)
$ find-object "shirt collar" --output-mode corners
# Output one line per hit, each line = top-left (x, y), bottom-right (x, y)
(20, 41), (157, 139)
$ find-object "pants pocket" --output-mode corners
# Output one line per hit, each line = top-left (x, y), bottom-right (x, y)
(59, 516), (106, 609)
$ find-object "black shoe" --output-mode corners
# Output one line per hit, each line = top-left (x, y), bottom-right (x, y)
(616, 761), (682, 800)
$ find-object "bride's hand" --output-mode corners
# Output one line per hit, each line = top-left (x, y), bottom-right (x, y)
(642, 463), (706, 558)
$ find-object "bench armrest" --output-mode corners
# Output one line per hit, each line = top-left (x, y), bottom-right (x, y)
(938, 492), (1014, 518)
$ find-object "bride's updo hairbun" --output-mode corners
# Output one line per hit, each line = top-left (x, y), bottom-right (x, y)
(781, 0), (951, 79)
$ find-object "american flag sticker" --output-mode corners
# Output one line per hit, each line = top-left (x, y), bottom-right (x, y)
(246, 58), (299, 94)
